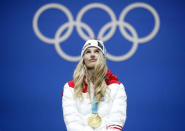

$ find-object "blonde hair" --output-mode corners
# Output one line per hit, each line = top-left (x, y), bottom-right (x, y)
(73, 52), (108, 102)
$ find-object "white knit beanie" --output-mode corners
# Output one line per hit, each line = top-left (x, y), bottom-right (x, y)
(81, 39), (106, 57)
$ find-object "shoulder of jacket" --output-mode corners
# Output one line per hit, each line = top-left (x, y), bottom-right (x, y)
(108, 82), (125, 90)
(63, 80), (75, 88)
(62, 80), (74, 97)
(108, 82), (126, 98)
(106, 80), (121, 85)
(66, 80), (74, 88)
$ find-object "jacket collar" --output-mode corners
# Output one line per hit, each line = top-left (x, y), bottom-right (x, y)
(105, 69), (120, 85)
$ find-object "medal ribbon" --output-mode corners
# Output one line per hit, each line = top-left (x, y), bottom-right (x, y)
(92, 97), (98, 114)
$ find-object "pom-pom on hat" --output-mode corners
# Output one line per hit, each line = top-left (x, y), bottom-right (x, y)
(81, 39), (106, 57)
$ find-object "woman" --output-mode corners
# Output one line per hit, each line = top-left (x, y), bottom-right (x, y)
(62, 39), (127, 131)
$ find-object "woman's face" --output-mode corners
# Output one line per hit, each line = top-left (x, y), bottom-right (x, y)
(83, 47), (100, 69)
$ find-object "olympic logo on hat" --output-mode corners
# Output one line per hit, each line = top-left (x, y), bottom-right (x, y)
(33, 2), (160, 62)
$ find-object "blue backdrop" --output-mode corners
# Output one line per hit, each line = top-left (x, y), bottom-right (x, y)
(1, 0), (185, 130)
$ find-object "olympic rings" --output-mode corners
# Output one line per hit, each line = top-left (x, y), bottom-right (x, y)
(33, 2), (160, 62)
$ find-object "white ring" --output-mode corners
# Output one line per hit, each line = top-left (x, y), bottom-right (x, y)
(33, 3), (74, 44)
(76, 3), (117, 41)
(119, 2), (160, 44)
(107, 22), (139, 61)
(54, 22), (94, 61)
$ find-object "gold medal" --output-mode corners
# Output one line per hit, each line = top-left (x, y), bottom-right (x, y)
(88, 114), (102, 128)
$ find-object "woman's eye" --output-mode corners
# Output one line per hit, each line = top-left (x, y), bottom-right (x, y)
(86, 50), (90, 54)
(95, 50), (99, 53)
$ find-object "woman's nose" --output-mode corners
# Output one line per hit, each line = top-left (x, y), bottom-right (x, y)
(90, 52), (95, 57)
